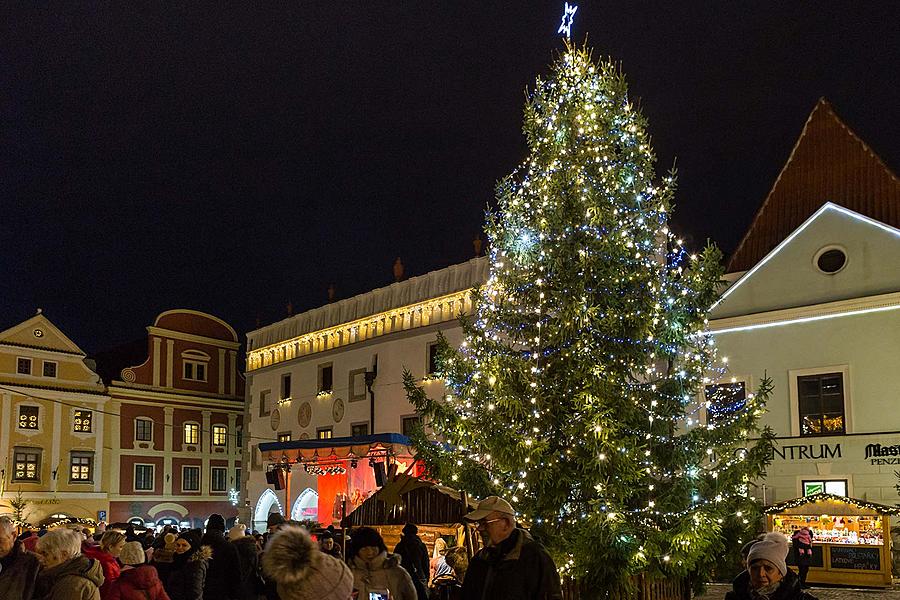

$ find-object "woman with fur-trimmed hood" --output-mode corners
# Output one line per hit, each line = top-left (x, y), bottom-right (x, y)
(162, 530), (211, 600)
(261, 525), (354, 600)
(349, 527), (417, 600)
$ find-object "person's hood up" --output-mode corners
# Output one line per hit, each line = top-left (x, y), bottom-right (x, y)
(119, 564), (160, 590)
(46, 555), (105, 588)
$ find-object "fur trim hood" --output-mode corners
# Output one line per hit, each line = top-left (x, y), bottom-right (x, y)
(262, 526), (321, 584)
(191, 545), (213, 562)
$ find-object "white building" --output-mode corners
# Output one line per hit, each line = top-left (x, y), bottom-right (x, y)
(241, 258), (488, 529)
(707, 99), (900, 504)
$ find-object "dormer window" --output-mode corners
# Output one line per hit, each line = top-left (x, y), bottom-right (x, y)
(181, 350), (210, 382)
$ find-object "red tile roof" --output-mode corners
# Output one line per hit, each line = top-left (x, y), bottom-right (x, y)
(727, 98), (900, 272)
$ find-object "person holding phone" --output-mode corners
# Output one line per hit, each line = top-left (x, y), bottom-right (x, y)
(261, 526), (354, 600)
(348, 528), (417, 600)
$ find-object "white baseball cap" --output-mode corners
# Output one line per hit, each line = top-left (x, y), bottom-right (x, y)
(464, 496), (516, 521)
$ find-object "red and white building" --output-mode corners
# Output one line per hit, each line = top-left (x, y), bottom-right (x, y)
(101, 310), (245, 527)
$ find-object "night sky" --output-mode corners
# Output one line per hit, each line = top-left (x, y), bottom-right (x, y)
(3, 3), (899, 355)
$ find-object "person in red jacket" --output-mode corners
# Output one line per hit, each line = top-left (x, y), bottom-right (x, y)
(108, 541), (171, 600)
(83, 530), (126, 598)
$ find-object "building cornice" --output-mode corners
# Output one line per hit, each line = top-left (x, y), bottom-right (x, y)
(0, 381), (109, 399)
(0, 341), (85, 357)
(708, 290), (900, 335)
(146, 326), (242, 350)
(108, 385), (244, 409)
(247, 288), (475, 371)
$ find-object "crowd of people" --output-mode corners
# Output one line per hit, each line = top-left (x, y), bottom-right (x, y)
(0, 494), (564, 600)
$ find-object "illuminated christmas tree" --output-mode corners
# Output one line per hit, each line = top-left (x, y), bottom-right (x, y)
(405, 43), (774, 594)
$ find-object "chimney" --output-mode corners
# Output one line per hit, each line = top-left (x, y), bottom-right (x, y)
(393, 257), (404, 282)
(473, 234), (483, 257)
(286, 301), (293, 317)
(328, 284), (336, 303)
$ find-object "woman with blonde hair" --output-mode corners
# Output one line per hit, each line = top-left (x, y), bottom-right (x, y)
(82, 530), (126, 598)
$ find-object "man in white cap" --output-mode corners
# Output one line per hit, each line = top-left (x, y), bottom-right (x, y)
(460, 496), (562, 600)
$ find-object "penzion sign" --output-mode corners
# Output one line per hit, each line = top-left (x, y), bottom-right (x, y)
(865, 443), (900, 465)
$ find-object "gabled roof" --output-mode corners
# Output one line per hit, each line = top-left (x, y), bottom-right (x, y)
(0, 312), (86, 356)
(728, 98), (900, 272)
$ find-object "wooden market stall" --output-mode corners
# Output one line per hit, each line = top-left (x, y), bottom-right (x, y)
(341, 474), (478, 556)
(766, 493), (898, 588)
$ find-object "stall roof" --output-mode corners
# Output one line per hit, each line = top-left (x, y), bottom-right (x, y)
(342, 475), (476, 527)
(259, 433), (413, 463)
(765, 493), (900, 515)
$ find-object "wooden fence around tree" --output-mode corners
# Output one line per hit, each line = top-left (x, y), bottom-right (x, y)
(562, 574), (689, 600)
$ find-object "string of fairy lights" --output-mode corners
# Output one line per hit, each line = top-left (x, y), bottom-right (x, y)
(408, 13), (773, 579)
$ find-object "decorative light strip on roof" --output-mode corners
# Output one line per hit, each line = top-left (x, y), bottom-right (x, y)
(247, 290), (473, 371)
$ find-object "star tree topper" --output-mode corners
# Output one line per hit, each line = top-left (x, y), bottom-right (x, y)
(557, 2), (578, 40)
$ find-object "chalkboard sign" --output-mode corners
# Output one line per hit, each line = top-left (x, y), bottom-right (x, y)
(787, 545), (824, 568)
(829, 545), (881, 571)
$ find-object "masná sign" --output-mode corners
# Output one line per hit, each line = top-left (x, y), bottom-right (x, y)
(865, 443), (900, 465)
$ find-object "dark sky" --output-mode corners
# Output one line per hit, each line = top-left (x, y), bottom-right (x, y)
(3, 2), (899, 355)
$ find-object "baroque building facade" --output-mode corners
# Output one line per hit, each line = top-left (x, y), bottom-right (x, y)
(0, 312), (111, 524)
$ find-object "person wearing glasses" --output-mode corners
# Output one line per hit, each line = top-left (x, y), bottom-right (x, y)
(460, 496), (561, 600)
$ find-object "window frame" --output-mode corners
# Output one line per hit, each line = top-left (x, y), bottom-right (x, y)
(235, 467), (242, 490)
(134, 417), (153, 442)
(318, 363), (334, 394)
(182, 465), (201, 492)
(210, 466), (228, 492)
(16, 357), (32, 375)
(316, 426), (333, 440)
(426, 342), (440, 377)
(212, 424), (228, 448)
(351, 422), (369, 437)
(278, 432), (292, 443)
(259, 389), (272, 417)
(281, 373), (292, 401)
(790, 367), (850, 437)
(183, 422), (200, 446)
(134, 463), (155, 492)
(42, 360), (58, 378)
(349, 368), (367, 402)
(401, 414), (423, 438)
(183, 360), (208, 382)
(13, 447), (42, 482)
(17, 405), (40, 431)
(69, 451), (94, 483)
(73, 409), (93, 434)
(703, 378), (749, 423)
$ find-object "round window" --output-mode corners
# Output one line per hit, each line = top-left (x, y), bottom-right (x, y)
(815, 247), (847, 274)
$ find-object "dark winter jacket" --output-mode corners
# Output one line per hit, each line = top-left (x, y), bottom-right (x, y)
(35, 555), (105, 600)
(460, 528), (562, 600)
(724, 569), (818, 600)
(200, 530), (241, 600)
(163, 546), (211, 600)
(0, 540), (42, 600)
(231, 536), (264, 600)
(108, 565), (171, 600)
(394, 534), (430, 599)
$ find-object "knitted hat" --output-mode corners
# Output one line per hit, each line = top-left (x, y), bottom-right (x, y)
(349, 527), (386, 553)
(267, 513), (286, 529)
(120, 541), (146, 566)
(747, 532), (790, 575)
(207, 514), (226, 532)
(177, 529), (202, 552)
(262, 526), (354, 600)
(228, 524), (247, 541)
(164, 532), (177, 549)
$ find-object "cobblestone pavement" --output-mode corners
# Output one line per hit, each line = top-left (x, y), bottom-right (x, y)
(697, 582), (900, 599)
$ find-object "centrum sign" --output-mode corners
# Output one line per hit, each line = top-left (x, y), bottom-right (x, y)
(865, 443), (900, 464)
(771, 443), (841, 461)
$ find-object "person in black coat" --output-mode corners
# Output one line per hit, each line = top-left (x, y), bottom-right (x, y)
(200, 514), (242, 600)
(724, 533), (817, 600)
(164, 530), (212, 600)
(228, 525), (264, 600)
(393, 523), (430, 600)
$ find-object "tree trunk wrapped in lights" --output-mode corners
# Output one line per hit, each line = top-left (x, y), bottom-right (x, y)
(404, 43), (774, 596)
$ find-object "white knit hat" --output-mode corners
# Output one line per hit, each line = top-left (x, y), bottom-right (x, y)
(120, 541), (146, 566)
(228, 524), (247, 541)
(262, 526), (353, 600)
(747, 532), (790, 575)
